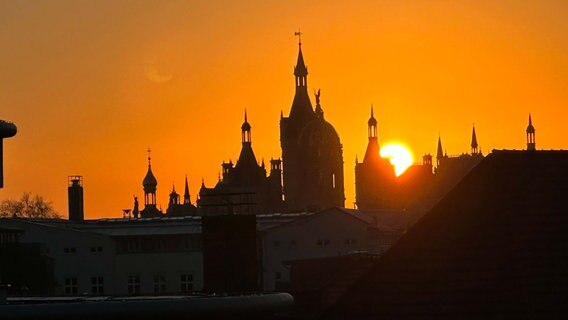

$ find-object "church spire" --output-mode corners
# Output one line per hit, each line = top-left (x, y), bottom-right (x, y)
(184, 175), (191, 205)
(436, 135), (444, 166)
(287, 32), (314, 121)
(471, 124), (479, 154)
(294, 30), (308, 80)
(526, 113), (536, 151)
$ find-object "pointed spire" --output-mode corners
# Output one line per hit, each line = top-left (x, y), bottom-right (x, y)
(201, 178), (205, 188)
(355, 154), (359, 164)
(526, 113), (535, 133)
(294, 30), (308, 78)
(184, 175), (191, 205)
(471, 124), (479, 154)
(436, 135), (444, 166)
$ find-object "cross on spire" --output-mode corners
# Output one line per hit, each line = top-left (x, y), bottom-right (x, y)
(294, 29), (302, 46)
(147, 148), (152, 166)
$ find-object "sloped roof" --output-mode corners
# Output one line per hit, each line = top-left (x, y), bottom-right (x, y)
(263, 207), (374, 232)
(332, 150), (568, 319)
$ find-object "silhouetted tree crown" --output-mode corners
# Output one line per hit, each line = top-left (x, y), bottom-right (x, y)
(0, 192), (60, 218)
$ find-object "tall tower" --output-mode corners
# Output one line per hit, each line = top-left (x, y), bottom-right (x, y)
(526, 114), (536, 151)
(280, 36), (345, 211)
(471, 125), (479, 155)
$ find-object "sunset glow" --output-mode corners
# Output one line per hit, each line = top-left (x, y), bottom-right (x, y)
(2, 1), (568, 217)
(380, 144), (414, 176)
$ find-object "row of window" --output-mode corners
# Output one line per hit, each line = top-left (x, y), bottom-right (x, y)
(127, 274), (194, 295)
(63, 246), (103, 254)
(118, 235), (201, 253)
(64, 274), (193, 295)
(272, 238), (359, 247)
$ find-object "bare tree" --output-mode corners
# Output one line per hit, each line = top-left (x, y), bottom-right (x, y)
(0, 192), (60, 218)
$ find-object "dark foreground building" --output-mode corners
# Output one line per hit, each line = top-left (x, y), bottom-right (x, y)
(331, 150), (568, 319)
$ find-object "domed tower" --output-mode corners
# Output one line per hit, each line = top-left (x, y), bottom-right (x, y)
(526, 114), (536, 151)
(141, 149), (162, 218)
(280, 38), (345, 211)
(143, 150), (157, 207)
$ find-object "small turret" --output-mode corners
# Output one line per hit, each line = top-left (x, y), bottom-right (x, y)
(471, 124), (479, 155)
(242, 110), (252, 144)
(526, 114), (536, 151)
(142, 149), (157, 206)
(368, 105), (377, 139)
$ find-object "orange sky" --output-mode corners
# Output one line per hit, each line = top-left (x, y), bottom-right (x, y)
(2, 0), (568, 218)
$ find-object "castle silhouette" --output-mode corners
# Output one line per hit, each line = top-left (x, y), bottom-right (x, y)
(132, 39), (539, 219)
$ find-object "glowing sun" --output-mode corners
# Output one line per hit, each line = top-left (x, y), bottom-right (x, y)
(380, 144), (414, 176)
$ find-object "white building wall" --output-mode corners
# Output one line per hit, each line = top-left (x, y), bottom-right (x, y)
(261, 209), (387, 291)
(4, 220), (115, 295)
(114, 251), (203, 295)
(2, 219), (204, 296)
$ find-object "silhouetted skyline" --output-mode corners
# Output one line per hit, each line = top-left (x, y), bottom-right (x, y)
(2, 1), (567, 217)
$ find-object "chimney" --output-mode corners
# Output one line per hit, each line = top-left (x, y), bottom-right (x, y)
(68, 176), (84, 222)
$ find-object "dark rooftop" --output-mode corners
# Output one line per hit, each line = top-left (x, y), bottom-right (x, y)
(331, 150), (568, 319)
